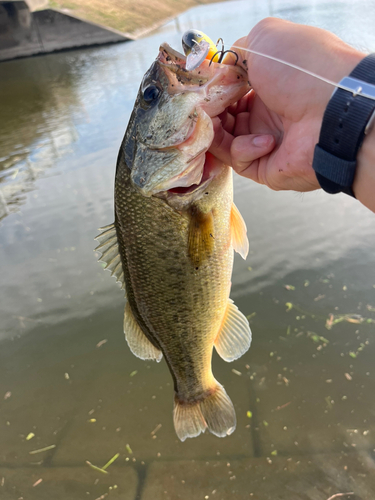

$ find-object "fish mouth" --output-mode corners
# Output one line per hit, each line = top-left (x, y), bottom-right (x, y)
(166, 152), (223, 196)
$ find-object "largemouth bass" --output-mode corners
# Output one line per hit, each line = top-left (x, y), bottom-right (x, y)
(96, 43), (251, 441)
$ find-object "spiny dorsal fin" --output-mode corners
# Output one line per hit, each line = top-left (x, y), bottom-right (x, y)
(214, 299), (252, 362)
(124, 302), (163, 362)
(188, 209), (215, 268)
(95, 223), (125, 291)
(230, 203), (249, 260)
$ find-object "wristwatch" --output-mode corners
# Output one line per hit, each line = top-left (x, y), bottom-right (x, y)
(312, 53), (375, 197)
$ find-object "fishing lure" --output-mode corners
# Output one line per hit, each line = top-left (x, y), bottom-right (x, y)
(182, 29), (237, 70)
(182, 29), (375, 102)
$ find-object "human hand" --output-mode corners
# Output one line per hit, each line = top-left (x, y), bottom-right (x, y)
(209, 17), (364, 192)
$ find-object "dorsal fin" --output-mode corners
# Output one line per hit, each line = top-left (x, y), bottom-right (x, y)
(230, 203), (249, 260)
(188, 209), (215, 268)
(214, 299), (252, 362)
(95, 223), (125, 291)
(124, 302), (163, 362)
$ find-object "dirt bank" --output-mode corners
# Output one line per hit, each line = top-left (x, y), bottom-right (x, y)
(45, 0), (227, 36)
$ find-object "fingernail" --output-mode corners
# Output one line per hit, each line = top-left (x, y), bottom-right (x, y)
(252, 135), (273, 147)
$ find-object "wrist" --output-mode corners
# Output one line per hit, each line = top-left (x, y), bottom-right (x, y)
(313, 52), (375, 199)
(353, 125), (375, 211)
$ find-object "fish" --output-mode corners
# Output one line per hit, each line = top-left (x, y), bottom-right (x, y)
(95, 42), (251, 441)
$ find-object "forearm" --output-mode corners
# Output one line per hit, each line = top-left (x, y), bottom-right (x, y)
(353, 126), (375, 211)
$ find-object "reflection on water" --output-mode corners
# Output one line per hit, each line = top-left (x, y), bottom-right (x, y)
(1, 0), (375, 498)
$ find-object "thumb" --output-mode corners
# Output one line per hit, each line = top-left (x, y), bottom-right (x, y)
(231, 134), (275, 177)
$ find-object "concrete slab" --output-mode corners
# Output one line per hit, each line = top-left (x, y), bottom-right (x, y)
(140, 453), (375, 500)
(0, 466), (138, 500)
(52, 347), (255, 465)
(245, 324), (375, 456)
(0, 311), (120, 466)
(0, 8), (129, 62)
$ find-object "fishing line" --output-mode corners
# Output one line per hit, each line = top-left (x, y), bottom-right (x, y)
(231, 45), (375, 102)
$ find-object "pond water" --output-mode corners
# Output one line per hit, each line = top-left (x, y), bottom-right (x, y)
(1, 0), (375, 499)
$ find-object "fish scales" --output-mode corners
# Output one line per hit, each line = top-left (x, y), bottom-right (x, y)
(115, 156), (233, 398)
(96, 41), (252, 441)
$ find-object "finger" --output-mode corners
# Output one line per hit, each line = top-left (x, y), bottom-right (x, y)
(231, 134), (275, 177)
(233, 112), (251, 136)
(227, 91), (254, 116)
(209, 117), (234, 165)
(219, 111), (236, 134)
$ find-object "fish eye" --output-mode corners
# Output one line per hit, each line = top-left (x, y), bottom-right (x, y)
(143, 85), (160, 103)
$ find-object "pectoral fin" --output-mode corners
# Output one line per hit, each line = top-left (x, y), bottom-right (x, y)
(230, 203), (249, 260)
(124, 302), (163, 362)
(95, 223), (125, 292)
(214, 299), (252, 362)
(188, 209), (215, 268)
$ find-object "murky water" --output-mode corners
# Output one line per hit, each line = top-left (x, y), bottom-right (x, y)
(1, 1), (375, 499)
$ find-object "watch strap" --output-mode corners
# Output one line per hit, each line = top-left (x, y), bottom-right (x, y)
(313, 53), (375, 197)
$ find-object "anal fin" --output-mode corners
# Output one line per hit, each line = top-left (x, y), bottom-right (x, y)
(124, 302), (162, 362)
(214, 299), (252, 362)
(231, 203), (249, 259)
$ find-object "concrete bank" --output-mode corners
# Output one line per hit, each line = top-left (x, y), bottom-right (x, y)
(0, 1), (131, 62)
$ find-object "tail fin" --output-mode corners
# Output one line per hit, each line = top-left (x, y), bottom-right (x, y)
(173, 382), (236, 442)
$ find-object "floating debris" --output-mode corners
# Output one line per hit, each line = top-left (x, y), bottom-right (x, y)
(285, 285), (295, 291)
(275, 402), (291, 411)
(344, 373), (352, 381)
(88, 419), (97, 423)
(129, 371), (137, 377)
(246, 411), (252, 418)
(325, 396), (333, 410)
(308, 333), (329, 344)
(231, 369), (242, 376)
(314, 294), (325, 301)
(64, 373), (70, 380)
(26, 432), (35, 441)
(125, 444), (133, 454)
(102, 453), (120, 470)
(246, 312), (256, 320)
(151, 424), (162, 436)
(263, 421), (269, 427)
(86, 461), (108, 474)
(271, 450), (278, 456)
(94, 493), (108, 500)
(29, 444), (56, 455)
(326, 313), (373, 330)
(32, 478), (43, 487)
(285, 302), (293, 312)
(96, 339), (108, 348)
(3, 392), (11, 400)
(326, 494), (354, 500)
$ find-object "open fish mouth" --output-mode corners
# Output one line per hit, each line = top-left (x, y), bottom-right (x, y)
(166, 152), (225, 196)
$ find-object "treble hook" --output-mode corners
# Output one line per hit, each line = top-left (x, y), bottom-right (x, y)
(209, 49), (239, 66)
